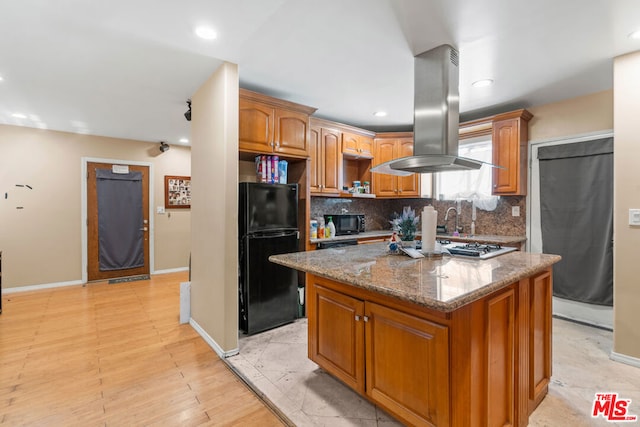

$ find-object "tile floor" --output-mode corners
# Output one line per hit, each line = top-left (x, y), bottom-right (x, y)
(226, 318), (640, 426)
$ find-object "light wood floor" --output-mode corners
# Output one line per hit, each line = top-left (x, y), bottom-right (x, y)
(0, 272), (285, 426)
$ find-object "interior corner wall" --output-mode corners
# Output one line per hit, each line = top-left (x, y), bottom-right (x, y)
(0, 125), (191, 289)
(189, 62), (239, 353)
(613, 51), (640, 359)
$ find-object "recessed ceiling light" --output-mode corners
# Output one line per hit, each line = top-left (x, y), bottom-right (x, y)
(472, 79), (494, 88)
(11, 113), (27, 119)
(179, 138), (189, 144)
(373, 111), (387, 117)
(195, 26), (217, 40)
(0, 75), (4, 82)
(629, 30), (640, 39)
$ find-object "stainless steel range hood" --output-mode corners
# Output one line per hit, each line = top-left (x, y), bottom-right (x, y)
(371, 44), (488, 176)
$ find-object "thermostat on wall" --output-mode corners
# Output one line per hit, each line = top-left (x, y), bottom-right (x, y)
(629, 209), (640, 226)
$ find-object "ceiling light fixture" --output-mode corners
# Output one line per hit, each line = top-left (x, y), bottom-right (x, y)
(472, 79), (494, 88)
(373, 111), (387, 117)
(11, 113), (27, 119)
(0, 75), (4, 82)
(195, 26), (217, 40)
(159, 141), (170, 153)
(179, 138), (189, 144)
(629, 30), (640, 39)
(184, 100), (191, 121)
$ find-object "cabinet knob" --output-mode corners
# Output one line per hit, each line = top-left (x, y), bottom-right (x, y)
(493, 184), (497, 188)
(355, 315), (360, 321)
(363, 316), (369, 322)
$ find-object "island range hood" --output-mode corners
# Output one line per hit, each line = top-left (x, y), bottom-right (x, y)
(371, 44), (492, 176)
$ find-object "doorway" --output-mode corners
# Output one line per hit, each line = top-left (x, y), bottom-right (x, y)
(85, 160), (152, 282)
(528, 131), (613, 329)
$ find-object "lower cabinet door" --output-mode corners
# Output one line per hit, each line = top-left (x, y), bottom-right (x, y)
(485, 287), (516, 427)
(529, 270), (552, 413)
(365, 302), (449, 427)
(309, 284), (365, 393)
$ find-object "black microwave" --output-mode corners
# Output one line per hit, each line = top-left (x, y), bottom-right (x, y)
(324, 214), (365, 235)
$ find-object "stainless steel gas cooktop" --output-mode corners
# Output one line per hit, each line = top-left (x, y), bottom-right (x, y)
(441, 242), (518, 259)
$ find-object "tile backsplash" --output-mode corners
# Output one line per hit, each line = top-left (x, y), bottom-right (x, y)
(310, 196), (526, 236)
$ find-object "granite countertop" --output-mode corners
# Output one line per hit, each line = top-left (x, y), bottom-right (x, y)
(311, 230), (527, 246)
(270, 242), (560, 313)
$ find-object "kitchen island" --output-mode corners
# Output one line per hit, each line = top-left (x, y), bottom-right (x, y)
(270, 243), (561, 427)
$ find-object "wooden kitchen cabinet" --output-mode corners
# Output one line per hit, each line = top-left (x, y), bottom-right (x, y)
(342, 132), (374, 159)
(528, 270), (552, 414)
(309, 118), (375, 196)
(239, 89), (316, 158)
(365, 301), (450, 427)
(373, 133), (420, 198)
(491, 109), (532, 196)
(308, 284), (365, 393)
(307, 276), (450, 426)
(309, 120), (341, 195)
(304, 266), (554, 427)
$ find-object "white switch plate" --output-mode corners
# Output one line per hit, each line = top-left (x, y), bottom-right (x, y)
(629, 209), (640, 226)
(512, 206), (520, 217)
(157, 206), (165, 214)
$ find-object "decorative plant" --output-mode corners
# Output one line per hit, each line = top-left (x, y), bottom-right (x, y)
(390, 206), (420, 241)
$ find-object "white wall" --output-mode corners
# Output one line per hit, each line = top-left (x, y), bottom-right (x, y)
(189, 62), (239, 355)
(0, 125), (191, 289)
(613, 51), (640, 361)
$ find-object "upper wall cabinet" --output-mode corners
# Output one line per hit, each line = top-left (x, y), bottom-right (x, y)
(491, 109), (533, 196)
(309, 118), (375, 196)
(239, 89), (317, 158)
(342, 132), (374, 159)
(373, 133), (420, 198)
(310, 119), (341, 195)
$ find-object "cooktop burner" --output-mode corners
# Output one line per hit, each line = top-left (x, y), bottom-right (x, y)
(440, 241), (518, 259)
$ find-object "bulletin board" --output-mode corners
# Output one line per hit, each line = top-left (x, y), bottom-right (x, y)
(164, 176), (191, 209)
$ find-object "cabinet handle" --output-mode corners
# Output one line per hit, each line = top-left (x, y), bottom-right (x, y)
(493, 184), (497, 188)
(355, 315), (360, 321)
(363, 316), (369, 322)
(271, 142), (274, 147)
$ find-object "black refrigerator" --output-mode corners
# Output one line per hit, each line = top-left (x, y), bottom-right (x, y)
(239, 182), (299, 335)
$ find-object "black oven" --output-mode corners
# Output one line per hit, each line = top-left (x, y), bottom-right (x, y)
(324, 214), (365, 235)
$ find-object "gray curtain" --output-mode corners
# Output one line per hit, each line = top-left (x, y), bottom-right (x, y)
(96, 169), (144, 271)
(538, 137), (613, 305)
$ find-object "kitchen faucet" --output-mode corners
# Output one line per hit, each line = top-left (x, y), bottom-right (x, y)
(444, 206), (462, 234)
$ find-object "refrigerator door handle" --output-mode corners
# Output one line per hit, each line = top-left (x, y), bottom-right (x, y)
(250, 231), (298, 239)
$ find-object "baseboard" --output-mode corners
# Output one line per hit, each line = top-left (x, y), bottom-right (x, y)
(189, 318), (240, 359)
(552, 314), (613, 332)
(153, 267), (189, 275)
(1, 269), (188, 294)
(3, 279), (84, 294)
(610, 351), (640, 368)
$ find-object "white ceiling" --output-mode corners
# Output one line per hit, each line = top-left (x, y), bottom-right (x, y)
(1, 0), (639, 145)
